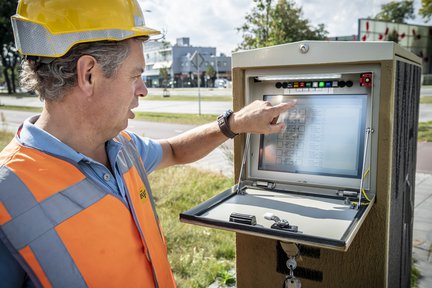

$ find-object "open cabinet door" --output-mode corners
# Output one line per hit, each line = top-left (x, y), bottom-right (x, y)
(180, 185), (374, 251)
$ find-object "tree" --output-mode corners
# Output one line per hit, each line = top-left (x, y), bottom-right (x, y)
(374, 0), (415, 23)
(0, 0), (20, 94)
(237, 0), (327, 50)
(206, 64), (216, 87)
(1, 45), (20, 93)
(419, 0), (432, 21)
(159, 67), (169, 88)
(268, 0), (327, 46)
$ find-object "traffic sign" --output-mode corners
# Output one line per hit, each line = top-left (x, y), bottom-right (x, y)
(190, 51), (204, 69)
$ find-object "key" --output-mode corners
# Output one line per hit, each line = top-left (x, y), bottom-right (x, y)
(284, 276), (302, 288)
(286, 256), (297, 271)
(283, 256), (301, 288)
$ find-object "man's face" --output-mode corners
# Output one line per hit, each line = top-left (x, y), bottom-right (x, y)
(92, 39), (147, 138)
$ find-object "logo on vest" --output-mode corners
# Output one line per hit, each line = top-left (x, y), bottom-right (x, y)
(139, 186), (147, 203)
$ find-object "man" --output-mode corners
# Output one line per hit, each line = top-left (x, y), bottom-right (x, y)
(0, 0), (295, 287)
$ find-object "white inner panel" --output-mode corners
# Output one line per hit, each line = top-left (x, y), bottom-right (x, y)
(201, 188), (358, 240)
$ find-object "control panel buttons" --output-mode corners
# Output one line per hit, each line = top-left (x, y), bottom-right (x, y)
(360, 73), (373, 87)
(274, 77), (365, 90)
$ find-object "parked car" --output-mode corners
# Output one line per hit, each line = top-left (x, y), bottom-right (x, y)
(214, 79), (228, 88)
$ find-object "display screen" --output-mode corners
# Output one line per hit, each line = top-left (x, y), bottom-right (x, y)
(259, 94), (367, 178)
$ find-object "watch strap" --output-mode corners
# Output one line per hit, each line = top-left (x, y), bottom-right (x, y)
(217, 109), (238, 139)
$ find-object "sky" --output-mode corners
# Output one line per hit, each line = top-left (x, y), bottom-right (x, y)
(139, 0), (431, 56)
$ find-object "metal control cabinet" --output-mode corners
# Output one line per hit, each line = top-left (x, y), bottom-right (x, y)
(180, 41), (421, 287)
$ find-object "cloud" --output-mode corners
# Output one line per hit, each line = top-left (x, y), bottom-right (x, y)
(139, 0), (431, 55)
(298, 0), (431, 36)
(141, 0), (253, 55)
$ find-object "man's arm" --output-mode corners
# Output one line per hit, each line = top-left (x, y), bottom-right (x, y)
(157, 100), (295, 169)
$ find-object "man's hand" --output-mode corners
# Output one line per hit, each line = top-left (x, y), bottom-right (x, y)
(229, 100), (296, 135)
(157, 99), (295, 169)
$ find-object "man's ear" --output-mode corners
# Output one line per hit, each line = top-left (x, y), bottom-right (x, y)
(76, 55), (97, 96)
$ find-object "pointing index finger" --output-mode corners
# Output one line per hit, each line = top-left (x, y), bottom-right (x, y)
(272, 99), (297, 114)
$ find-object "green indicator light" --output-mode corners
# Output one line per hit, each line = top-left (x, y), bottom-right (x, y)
(305, 82), (312, 88)
(319, 81), (325, 87)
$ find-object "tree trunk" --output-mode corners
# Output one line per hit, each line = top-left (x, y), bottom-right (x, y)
(0, 52), (12, 95)
(10, 67), (16, 93)
(3, 68), (11, 94)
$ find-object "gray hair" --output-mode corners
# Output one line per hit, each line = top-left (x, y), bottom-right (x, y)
(20, 40), (130, 101)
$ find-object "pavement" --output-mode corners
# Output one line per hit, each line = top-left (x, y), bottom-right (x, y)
(413, 173), (432, 288)
(0, 93), (431, 286)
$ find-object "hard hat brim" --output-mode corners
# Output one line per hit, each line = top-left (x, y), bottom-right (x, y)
(11, 15), (161, 58)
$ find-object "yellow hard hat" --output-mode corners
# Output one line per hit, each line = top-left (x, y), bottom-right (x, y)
(11, 0), (160, 58)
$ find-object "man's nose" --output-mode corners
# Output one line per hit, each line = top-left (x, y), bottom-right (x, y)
(137, 78), (148, 97)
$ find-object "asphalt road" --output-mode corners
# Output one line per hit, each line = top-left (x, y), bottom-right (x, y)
(419, 103), (432, 122)
(0, 109), (197, 140)
(421, 86), (432, 97)
(0, 95), (232, 116)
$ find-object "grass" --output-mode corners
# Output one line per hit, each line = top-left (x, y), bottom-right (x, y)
(134, 112), (218, 125)
(0, 105), (216, 125)
(0, 104), (42, 112)
(411, 259), (421, 288)
(143, 95), (232, 102)
(420, 96), (432, 104)
(148, 166), (235, 288)
(418, 121), (432, 142)
(0, 92), (34, 98)
(0, 130), (13, 148)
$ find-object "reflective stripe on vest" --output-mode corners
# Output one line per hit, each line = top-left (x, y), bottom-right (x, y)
(0, 166), (90, 287)
(115, 132), (175, 288)
(0, 134), (175, 288)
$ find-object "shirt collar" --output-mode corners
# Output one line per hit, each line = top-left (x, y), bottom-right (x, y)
(18, 115), (122, 165)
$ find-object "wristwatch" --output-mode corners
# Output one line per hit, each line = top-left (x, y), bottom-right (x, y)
(217, 109), (238, 138)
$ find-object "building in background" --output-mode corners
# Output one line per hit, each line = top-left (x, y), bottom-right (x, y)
(142, 37), (232, 88)
(358, 19), (431, 83)
(328, 19), (432, 84)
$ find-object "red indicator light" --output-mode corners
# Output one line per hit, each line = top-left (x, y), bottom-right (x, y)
(299, 82), (305, 88)
(360, 73), (373, 87)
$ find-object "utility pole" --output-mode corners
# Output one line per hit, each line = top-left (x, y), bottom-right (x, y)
(190, 50), (204, 115)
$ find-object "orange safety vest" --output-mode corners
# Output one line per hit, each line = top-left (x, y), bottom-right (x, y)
(0, 131), (176, 288)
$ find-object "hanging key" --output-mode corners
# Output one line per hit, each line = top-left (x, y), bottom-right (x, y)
(283, 257), (301, 288)
(284, 276), (302, 288)
(286, 256), (297, 271)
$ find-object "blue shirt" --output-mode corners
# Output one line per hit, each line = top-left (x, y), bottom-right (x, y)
(0, 116), (163, 287)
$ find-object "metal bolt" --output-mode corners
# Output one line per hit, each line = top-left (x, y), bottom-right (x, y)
(299, 43), (309, 54)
